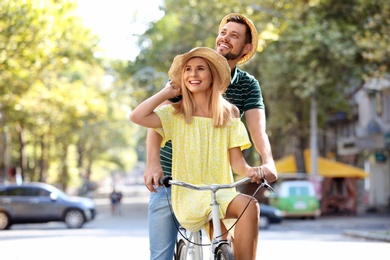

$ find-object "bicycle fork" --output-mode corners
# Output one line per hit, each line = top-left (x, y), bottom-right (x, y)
(210, 185), (230, 258)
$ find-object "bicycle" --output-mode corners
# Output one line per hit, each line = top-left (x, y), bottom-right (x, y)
(160, 176), (275, 260)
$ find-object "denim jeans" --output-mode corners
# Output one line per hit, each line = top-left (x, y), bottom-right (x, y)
(148, 186), (179, 260)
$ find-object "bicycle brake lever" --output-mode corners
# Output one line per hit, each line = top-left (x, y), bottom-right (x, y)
(261, 178), (275, 192)
(159, 176), (172, 188)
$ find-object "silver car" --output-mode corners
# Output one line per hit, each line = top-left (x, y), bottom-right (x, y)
(0, 182), (96, 230)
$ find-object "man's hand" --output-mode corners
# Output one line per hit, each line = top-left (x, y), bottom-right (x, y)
(144, 159), (163, 192)
(145, 127), (165, 192)
(261, 162), (278, 183)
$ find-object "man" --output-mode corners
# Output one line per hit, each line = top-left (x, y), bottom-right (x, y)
(144, 13), (277, 260)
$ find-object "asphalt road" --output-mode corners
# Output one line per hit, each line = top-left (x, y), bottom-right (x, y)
(1, 192), (389, 260)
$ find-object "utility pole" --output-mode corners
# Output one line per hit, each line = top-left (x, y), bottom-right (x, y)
(310, 92), (322, 199)
(310, 92), (318, 176)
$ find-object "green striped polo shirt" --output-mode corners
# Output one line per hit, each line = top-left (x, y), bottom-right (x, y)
(159, 67), (265, 176)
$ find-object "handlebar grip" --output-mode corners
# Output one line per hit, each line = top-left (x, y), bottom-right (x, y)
(159, 176), (172, 188)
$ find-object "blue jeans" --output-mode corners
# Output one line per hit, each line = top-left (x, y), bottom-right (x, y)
(149, 186), (179, 260)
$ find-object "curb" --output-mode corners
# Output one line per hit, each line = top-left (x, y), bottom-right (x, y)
(343, 230), (390, 242)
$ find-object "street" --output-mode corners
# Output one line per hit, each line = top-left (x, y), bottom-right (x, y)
(0, 193), (389, 260)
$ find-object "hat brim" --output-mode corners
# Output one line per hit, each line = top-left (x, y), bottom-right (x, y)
(168, 47), (231, 93)
(218, 13), (259, 65)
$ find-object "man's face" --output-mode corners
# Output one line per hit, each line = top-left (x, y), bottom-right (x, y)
(215, 21), (251, 62)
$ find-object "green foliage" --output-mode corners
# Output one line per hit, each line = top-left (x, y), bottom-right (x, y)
(129, 0), (389, 160)
(0, 0), (136, 189)
(248, 0), (389, 152)
(353, 0), (390, 79)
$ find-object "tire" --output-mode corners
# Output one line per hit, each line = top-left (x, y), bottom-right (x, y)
(259, 215), (270, 229)
(0, 211), (11, 230)
(176, 239), (187, 260)
(215, 244), (234, 260)
(64, 209), (85, 229)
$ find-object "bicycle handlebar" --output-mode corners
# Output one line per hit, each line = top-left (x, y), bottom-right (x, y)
(159, 176), (275, 192)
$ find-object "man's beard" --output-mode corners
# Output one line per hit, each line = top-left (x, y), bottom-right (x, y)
(223, 50), (243, 61)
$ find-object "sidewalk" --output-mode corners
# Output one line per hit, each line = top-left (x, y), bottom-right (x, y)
(341, 212), (390, 242)
(343, 229), (390, 242)
(315, 212), (390, 242)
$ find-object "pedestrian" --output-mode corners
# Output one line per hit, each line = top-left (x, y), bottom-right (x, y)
(116, 190), (123, 216)
(110, 188), (118, 216)
(143, 13), (277, 260)
(130, 46), (274, 259)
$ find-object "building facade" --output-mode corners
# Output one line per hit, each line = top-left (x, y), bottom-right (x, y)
(335, 77), (390, 212)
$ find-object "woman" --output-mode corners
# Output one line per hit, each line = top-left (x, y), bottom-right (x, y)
(130, 47), (264, 260)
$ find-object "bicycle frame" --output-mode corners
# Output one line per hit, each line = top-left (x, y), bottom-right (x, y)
(161, 177), (274, 259)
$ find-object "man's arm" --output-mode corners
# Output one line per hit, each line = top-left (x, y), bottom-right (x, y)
(245, 108), (277, 183)
(144, 129), (164, 192)
(229, 147), (263, 183)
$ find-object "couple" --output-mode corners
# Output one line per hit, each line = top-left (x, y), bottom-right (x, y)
(130, 13), (277, 260)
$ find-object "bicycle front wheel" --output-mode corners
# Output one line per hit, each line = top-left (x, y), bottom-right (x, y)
(215, 244), (234, 260)
(176, 239), (189, 260)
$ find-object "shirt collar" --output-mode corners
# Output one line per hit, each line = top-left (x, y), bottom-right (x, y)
(231, 67), (238, 84)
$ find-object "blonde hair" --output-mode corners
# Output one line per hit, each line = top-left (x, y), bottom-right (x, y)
(173, 58), (233, 127)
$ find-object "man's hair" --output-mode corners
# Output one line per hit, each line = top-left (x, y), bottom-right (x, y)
(226, 15), (252, 44)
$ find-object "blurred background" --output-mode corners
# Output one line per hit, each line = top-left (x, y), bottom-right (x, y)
(1, 0), (389, 217)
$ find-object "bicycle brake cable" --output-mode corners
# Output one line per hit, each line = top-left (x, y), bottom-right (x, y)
(163, 180), (268, 246)
(162, 184), (211, 247)
(216, 182), (264, 239)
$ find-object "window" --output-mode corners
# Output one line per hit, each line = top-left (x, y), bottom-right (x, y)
(289, 186), (309, 196)
(24, 187), (50, 197)
(3, 187), (50, 197)
(7, 188), (25, 196)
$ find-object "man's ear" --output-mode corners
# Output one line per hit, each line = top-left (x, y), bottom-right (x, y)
(242, 43), (253, 55)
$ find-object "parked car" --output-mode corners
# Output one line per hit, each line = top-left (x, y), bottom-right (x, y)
(259, 203), (283, 229)
(0, 182), (96, 230)
(268, 180), (321, 219)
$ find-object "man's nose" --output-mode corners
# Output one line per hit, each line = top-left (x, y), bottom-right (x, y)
(221, 33), (230, 42)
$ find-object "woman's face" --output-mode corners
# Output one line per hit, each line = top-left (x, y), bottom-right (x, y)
(183, 57), (212, 94)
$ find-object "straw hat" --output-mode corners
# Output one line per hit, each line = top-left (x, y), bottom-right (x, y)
(168, 47), (231, 93)
(218, 13), (259, 65)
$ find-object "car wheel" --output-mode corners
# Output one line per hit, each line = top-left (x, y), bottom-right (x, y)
(64, 209), (85, 229)
(0, 211), (11, 230)
(259, 215), (270, 229)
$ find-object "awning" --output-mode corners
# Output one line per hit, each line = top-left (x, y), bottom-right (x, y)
(275, 150), (368, 179)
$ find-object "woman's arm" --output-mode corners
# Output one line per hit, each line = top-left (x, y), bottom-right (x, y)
(129, 82), (181, 128)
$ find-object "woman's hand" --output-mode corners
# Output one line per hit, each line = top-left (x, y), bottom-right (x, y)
(163, 81), (181, 98)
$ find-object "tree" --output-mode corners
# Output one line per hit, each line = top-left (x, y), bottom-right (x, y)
(0, 0), (136, 189)
(129, 0), (389, 170)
